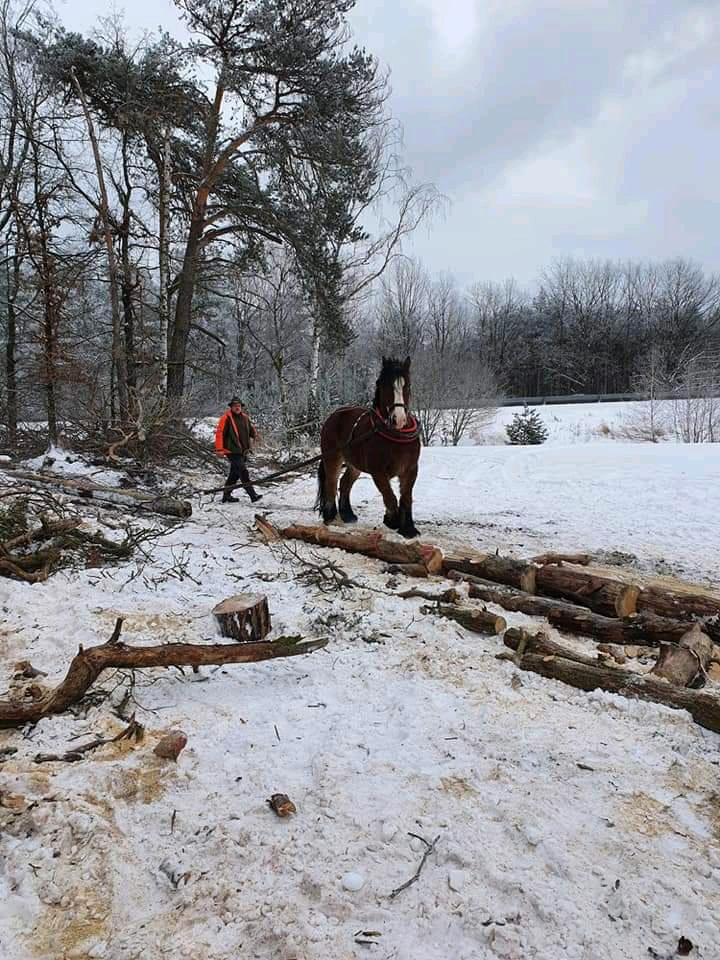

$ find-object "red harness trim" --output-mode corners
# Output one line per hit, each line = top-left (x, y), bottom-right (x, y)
(371, 409), (419, 443)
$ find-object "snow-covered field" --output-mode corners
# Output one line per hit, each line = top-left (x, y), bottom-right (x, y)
(2, 432), (720, 960)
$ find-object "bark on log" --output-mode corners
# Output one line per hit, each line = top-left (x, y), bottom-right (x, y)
(442, 555), (537, 592)
(503, 627), (600, 666)
(535, 564), (639, 617)
(0, 622), (326, 728)
(255, 517), (444, 574)
(212, 594), (271, 642)
(650, 624), (714, 687)
(428, 602), (506, 636)
(532, 552), (593, 566)
(446, 570), (696, 647)
(2, 467), (191, 518)
(638, 587), (720, 623)
(503, 629), (720, 735)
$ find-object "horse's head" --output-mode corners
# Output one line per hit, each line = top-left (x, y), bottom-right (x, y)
(374, 356), (411, 429)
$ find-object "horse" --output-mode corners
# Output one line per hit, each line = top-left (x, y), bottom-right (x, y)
(315, 356), (422, 539)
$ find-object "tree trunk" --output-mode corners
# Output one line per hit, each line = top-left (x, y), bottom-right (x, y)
(167, 208), (206, 399)
(447, 570), (697, 646)
(70, 68), (129, 421)
(535, 563), (639, 617)
(442, 554), (537, 592)
(212, 594), (271, 642)
(255, 516), (444, 574)
(308, 314), (321, 421)
(157, 127), (172, 395)
(4, 234), (19, 448)
(502, 629), (720, 735)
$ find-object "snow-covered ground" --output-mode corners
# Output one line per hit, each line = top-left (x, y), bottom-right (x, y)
(2, 434), (720, 960)
(476, 400), (642, 445)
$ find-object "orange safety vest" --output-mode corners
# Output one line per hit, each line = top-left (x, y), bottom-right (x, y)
(214, 410), (252, 455)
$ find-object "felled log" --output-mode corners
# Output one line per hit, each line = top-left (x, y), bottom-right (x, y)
(503, 627), (599, 666)
(638, 586), (720, 623)
(2, 467), (191, 518)
(534, 564), (639, 617)
(0, 620), (326, 728)
(503, 628), (720, 735)
(442, 554), (537, 592)
(212, 594), (271, 642)
(447, 570), (696, 647)
(650, 623), (714, 687)
(531, 552), (592, 566)
(426, 602), (506, 635)
(255, 517), (444, 574)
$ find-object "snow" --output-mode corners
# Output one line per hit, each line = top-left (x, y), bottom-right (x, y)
(479, 400), (643, 445)
(22, 446), (126, 488)
(2, 431), (720, 960)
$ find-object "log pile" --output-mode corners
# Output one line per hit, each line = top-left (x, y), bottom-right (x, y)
(253, 523), (720, 734)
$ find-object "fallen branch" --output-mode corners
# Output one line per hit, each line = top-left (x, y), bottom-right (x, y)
(0, 619), (327, 728)
(255, 517), (444, 574)
(34, 715), (145, 763)
(389, 833), (440, 899)
(398, 587), (463, 603)
(2, 467), (191, 519)
(503, 628), (720, 735)
(199, 454), (322, 495)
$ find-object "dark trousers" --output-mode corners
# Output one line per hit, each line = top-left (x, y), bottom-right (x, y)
(223, 454), (258, 501)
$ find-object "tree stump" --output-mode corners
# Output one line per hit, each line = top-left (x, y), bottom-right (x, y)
(212, 594), (271, 642)
(650, 623), (714, 687)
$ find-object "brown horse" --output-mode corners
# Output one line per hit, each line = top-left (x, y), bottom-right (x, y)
(315, 356), (421, 539)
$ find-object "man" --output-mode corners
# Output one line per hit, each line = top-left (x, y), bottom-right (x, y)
(214, 397), (263, 503)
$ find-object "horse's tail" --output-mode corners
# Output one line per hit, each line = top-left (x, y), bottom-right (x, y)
(314, 458), (326, 515)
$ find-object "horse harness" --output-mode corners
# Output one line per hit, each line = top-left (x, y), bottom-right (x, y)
(342, 406), (420, 451)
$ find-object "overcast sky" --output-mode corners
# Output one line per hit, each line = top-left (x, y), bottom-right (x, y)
(58, 0), (720, 290)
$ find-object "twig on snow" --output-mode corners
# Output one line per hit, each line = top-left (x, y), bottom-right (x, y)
(389, 832), (441, 899)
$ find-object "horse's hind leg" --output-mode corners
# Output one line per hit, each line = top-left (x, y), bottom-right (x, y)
(398, 463), (419, 539)
(338, 465), (360, 523)
(372, 473), (400, 530)
(320, 452), (343, 524)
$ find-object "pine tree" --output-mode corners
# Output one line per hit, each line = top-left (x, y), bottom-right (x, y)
(505, 405), (549, 445)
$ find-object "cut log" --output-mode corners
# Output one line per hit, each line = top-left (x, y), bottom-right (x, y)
(532, 552), (593, 566)
(255, 517), (444, 574)
(427, 602), (506, 636)
(1, 467), (191, 518)
(442, 555), (537, 592)
(503, 629), (720, 735)
(535, 564), (639, 617)
(212, 594), (271, 642)
(0, 620), (327, 728)
(650, 623), (714, 687)
(503, 627), (600, 666)
(638, 586), (720, 623)
(447, 570), (693, 647)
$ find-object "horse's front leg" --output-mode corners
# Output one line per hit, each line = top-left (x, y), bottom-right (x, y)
(398, 464), (419, 539)
(372, 473), (400, 530)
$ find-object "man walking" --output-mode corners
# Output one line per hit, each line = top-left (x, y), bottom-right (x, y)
(214, 397), (262, 504)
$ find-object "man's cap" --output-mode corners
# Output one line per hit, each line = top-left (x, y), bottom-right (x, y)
(228, 397), (242, 406)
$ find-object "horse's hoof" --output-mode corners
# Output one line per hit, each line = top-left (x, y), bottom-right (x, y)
(400, 525), (420, 539)
(383, 513), (399, 530)
(340, 512), (358, 523)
